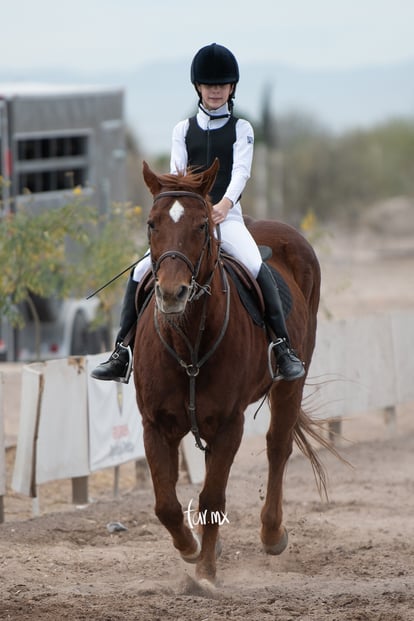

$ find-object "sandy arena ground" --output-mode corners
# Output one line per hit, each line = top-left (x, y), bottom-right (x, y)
(0, 220), (413, 620)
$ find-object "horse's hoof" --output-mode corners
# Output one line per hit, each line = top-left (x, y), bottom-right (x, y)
(180, 531), (201, 564)
(197, 578), (218, 597)
(262, 527), (289, 555)
(181, 574), (218, 598)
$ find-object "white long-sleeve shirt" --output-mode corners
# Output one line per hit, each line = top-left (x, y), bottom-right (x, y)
(170, 103), (254, 220)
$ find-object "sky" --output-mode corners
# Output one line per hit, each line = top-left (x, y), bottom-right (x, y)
(1, 0), (414, 73)
(2, 0), (414, 155)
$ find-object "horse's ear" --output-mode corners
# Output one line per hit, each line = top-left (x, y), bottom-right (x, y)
(142, 160), (163, 196)
(200, 158), (220, 198)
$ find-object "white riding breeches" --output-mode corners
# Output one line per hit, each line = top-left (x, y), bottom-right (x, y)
(133, 250), (151, 282)
(217, 218), (262, 278)
(132, 209), (262, 283)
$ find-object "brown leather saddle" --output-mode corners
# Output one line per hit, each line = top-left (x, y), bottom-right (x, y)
(220, 246), (292, 327)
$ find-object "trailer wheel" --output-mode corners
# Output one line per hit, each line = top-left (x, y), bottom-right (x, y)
(87, 325), (111, 354)
(70, 311), (111, 355)
(70, 311), (89, 355)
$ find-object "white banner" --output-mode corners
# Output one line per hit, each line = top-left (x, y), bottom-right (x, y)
(0, 374), (5, 496)
(36, 358), (90, 484)
(0, 366), (22, 449)
(12, 365), (43, 496)
(87, 354), (145, 472)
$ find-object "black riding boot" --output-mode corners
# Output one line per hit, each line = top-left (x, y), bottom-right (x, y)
(90, 277), (138, 383)
(256, 263), (305, 381)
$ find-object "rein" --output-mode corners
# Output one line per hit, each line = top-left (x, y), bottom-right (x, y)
(154, 270), (230, 451)
(150, 189), (228, 451)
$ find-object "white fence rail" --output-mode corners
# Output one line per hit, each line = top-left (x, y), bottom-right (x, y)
(1, 310), (413, 519)
(308, 311), (414, 417)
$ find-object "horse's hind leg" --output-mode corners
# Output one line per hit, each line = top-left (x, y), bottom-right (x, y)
(260, 383), (303, 554)
(143, 423), (200, 560)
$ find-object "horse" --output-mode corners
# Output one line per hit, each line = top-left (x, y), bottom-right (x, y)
(133, 158), (326, 587)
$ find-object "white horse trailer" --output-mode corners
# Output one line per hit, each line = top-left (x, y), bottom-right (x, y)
(0, 84), (126, 361)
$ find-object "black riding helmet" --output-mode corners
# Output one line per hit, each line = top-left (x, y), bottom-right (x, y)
(191, 43), (239, 105)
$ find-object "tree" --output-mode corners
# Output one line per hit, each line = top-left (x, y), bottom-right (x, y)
(261, 113), (414, 223)
(0, 179), (145, 359)
(78, 200), (145, 332)
(1, 194), (93, 318)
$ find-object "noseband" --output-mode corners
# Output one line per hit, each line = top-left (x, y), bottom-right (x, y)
(150, 190), (213, 299)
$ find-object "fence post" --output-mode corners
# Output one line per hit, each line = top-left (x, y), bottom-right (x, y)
(113, 465), (120, 497)
(383, 405), (397, 436)
(328, 419), (342, 444)
(72, 476), (89, 505)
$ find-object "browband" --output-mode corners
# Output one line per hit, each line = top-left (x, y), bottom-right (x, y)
(152, 190), (208, 206)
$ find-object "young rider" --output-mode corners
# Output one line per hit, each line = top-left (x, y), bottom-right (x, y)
(91, 43), (305, 384)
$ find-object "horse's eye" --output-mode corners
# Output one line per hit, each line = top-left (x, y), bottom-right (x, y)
(147, 221), (155, 241)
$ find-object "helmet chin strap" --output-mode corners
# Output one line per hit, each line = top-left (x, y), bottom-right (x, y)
(198, 102), (231, 120)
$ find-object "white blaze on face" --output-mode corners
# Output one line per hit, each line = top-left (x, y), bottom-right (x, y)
(169, 200), (185, 223)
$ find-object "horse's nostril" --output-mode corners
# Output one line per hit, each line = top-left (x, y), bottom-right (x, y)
(177, 285), (188, 300)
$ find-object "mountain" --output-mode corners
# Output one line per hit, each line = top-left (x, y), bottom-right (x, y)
(1, 59), (413, 156)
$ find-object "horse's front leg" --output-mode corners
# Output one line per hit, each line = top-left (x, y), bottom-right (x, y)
(195, 414), (244, 584)
(143, 422), (200, 561)
(260, 383), (303, 554)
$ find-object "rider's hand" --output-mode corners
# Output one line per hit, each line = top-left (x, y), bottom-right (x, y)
(211, 197), (233, 225)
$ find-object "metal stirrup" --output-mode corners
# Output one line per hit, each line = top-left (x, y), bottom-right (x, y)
(267, 338), (285, 381)
(118, 343), (133, 384)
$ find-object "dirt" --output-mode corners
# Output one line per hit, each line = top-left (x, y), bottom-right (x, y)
(1, 223), (414, 621)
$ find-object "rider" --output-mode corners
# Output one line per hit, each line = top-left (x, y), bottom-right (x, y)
(91, 42), (305, 384)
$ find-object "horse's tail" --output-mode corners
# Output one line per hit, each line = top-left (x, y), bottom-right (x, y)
(293, 408), (348, 501)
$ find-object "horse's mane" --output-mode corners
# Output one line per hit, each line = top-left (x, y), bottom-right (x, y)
(157, 168), (212, 198)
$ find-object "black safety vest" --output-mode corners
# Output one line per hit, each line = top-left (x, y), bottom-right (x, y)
(185, 115), (237, 205)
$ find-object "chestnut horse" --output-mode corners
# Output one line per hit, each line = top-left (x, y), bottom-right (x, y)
(134, 159), (325, 586)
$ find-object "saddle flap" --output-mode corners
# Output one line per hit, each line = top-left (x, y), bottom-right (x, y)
(221, 252), (293, 326)
(259, 245), (272, 261)
(221, 253), (265, 325)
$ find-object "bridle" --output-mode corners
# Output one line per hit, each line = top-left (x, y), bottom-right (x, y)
(149, 189), (230, 451)
(149, 190), (214, 301)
